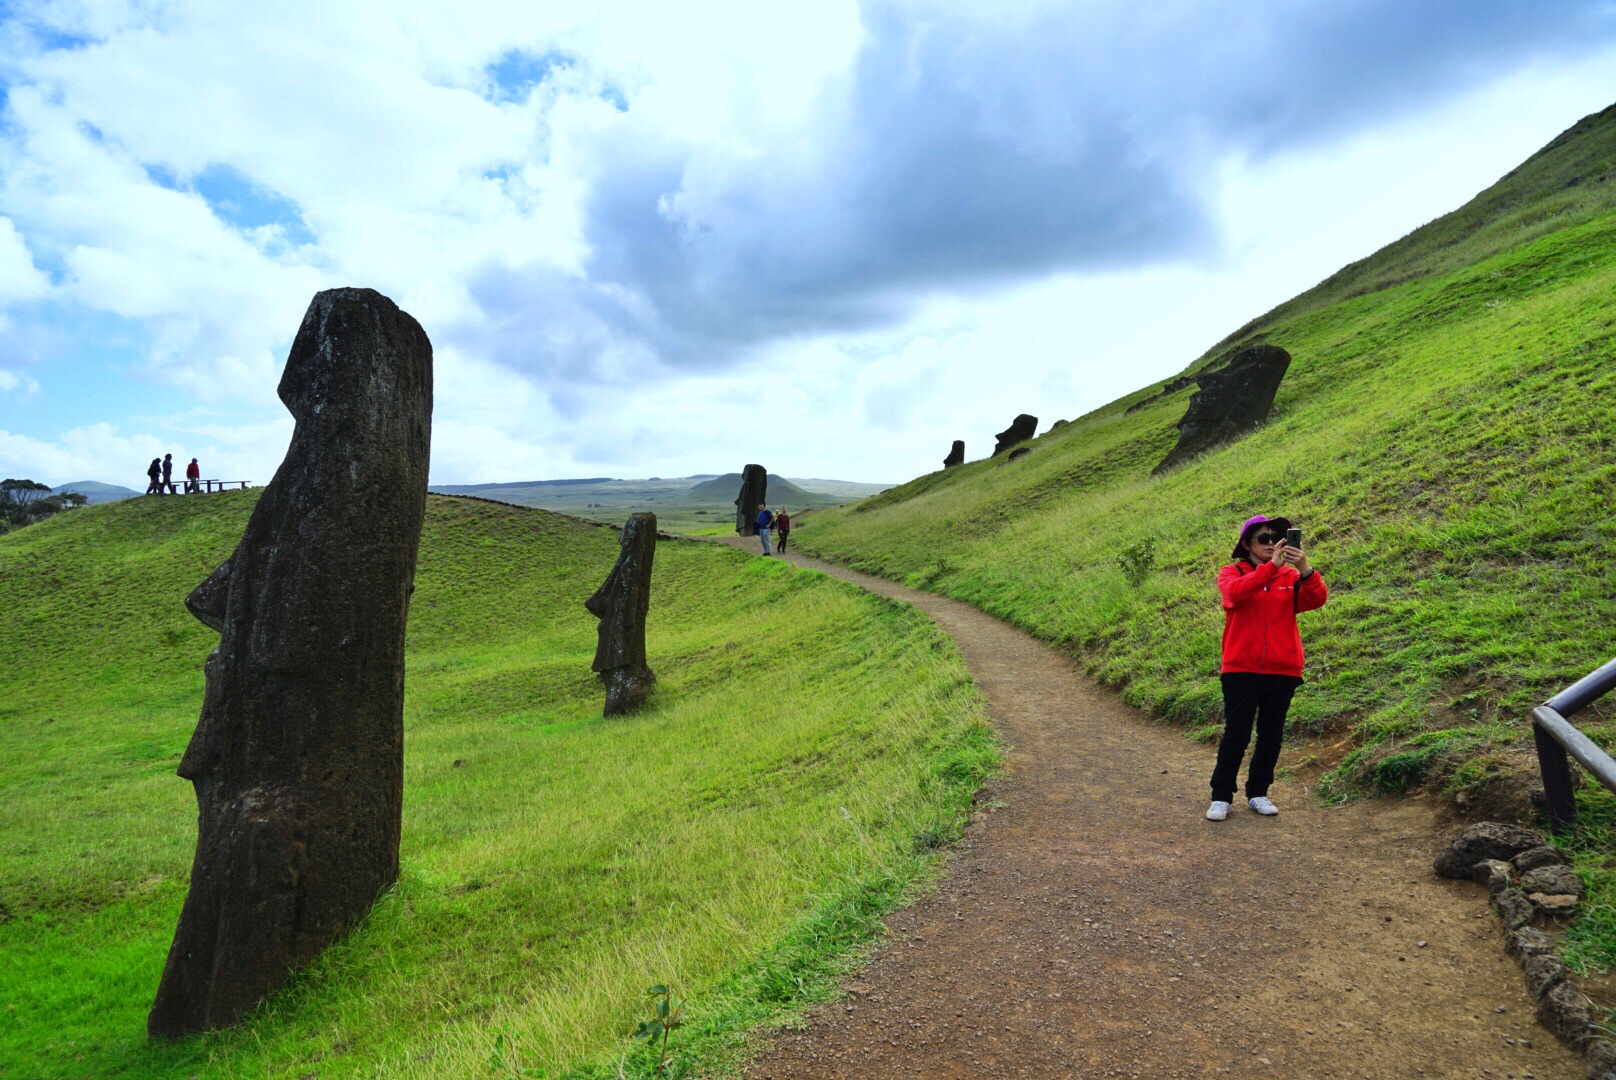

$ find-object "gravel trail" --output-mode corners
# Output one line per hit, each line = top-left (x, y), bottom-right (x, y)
(710, 535), (1580, 1079)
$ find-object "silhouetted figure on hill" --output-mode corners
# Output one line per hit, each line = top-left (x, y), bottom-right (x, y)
(162, 453), (176, 494)
(146, 457), (163, 494)
(185, 458), (201, 494)
(148, 288), (432, 1039)
(585, 512), (658, 716)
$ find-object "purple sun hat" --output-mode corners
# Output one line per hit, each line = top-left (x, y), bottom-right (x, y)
(1232, 514), (1292, 560)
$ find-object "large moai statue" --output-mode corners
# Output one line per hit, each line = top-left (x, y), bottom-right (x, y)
(1154, 344), (1291, 474)
(943, 441), (965, 468)
(148, 288), (432, 1038)
(585, 512), (658, 716)
(992, 414), (1038, 456)
(734, 464), (767, 536)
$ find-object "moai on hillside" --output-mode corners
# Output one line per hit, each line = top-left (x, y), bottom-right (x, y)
(1154, 344), (1291, 474)
(148, 288), (432, 1039)
(943, 440), (965, 468)
(992, 414), (1038, 456)
(734, 464), (767, 535)
(584, 512), (658, 716)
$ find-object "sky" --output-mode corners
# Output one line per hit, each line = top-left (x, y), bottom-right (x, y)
(1, 1), (1615, 489)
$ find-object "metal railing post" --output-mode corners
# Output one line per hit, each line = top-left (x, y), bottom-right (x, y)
(1532, 718), (1578, 831)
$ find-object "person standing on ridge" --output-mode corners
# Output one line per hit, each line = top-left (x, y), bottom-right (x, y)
(161, 453), (176, 495)
(775, 509), (791, 553)
(145, 457), (163, 495)
(1207, 515), (1328, 822)
(755, 503), (774, 556)
(185, 457), (201, 493)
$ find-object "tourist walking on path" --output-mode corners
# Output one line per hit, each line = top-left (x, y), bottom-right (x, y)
(145, 457), (163, 495)
(161, 453), (176, 494)
(775, 509), (791, 553)
(185, 457), (200, 493)
(1207, 515), (1328, 821)
(755, 504), (774, 556)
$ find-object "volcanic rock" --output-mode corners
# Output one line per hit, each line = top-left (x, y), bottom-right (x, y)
(944, 441), (965, 468)
(1472, 859), (1513, 895)
(1434, 822), (1548, 878)
(992, 415), (1037, 456)
(1008, 447), (1030, 462)
(1154, 344), (1291, 473)
(585, 512), (657, 717)
(1492, 887), (1536, 931)
(1523, 954), (1568, 1001)
(148, 288), (432, 1038)
(1538, 981), (1598, 1049)
(1514, 845), (1568, 873)
(734, 464), (767, 536)
(1519, 864), (1585, 899)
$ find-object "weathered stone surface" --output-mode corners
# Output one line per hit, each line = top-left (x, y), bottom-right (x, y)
(148, 288), (433, 1038)
(1507, 926), (1554, 960)
(734, 464), (767, 536)
(992, 414), (1037, 456)
(585, 512), (657, 717)
(1434, 822), (1549, 878)
(1520, 864), (1585, 899)
(1523, 954), (1568, 1000)
(1008, 447), (1030, 462)
(1586, 1038), (1616, 1080)
(1492, 887), (1536, 930)
(1538, 980), (1597, 1049)
(1472, 859), (1513, 895)
(1531, 893), (1581, 917)
(1154, 344), (1291, 474)
(1513, 845), (1567, 873)
(943, 441), (965, 468)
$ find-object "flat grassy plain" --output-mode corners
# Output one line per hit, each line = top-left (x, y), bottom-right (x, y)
(798, 115), (1616, 965)
(0, 492), (993, 1078)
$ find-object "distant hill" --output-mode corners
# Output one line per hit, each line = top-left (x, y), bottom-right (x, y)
(433, 478), (614, 492)
(686, 472), (827, 506)
(50, 481), (138, 504)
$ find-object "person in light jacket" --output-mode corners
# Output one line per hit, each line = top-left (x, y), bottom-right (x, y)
(1207, 515), (1328, 822)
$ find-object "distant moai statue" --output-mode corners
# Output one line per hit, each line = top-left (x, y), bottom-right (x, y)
(148, 288), (432, 1038)
(943, 441), (965, 468)
(734, 464), (767, 536)
(1154, 344), (1291, 474)
(992, 414), (1038, 456)
(585, 512), (658, 716)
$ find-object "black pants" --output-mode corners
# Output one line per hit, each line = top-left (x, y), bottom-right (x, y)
(1210, 672), (1301, 802)
(777, 531), (789, 552)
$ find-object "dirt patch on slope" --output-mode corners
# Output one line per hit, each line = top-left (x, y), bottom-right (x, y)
(710, 537), (1580, 1079)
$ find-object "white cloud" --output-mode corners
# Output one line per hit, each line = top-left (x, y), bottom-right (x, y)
(0, 367), (42, 396)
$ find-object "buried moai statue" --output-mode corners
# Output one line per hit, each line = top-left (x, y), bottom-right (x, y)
(943, 440), (965, 468)
(584, 512), (658, 716)
(147, 288), (432, 1039)
(734, 464), (767, 535)
(1154, 343), (1291, 474)
(992, 414), (1038, 456)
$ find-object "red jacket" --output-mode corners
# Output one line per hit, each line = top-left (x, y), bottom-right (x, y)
(1217, 559), (1328, 677)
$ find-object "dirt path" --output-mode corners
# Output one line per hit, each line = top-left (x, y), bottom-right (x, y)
(709, 535), (1580, 1079)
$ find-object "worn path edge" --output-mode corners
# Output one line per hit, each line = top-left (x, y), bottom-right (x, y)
(709, 536), (1580, 1079)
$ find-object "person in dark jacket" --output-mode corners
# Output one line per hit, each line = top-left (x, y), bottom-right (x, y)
(145, 457), (163, 494)
(775, 509), (791, 553)
(161, 453), (176, 494)
(1207, 514), (1328, 821)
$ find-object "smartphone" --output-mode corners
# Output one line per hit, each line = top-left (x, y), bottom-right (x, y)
(1285, 527), (1302, 549)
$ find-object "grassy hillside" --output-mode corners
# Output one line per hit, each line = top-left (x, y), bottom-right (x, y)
(0, 492), (993, 1078)
(796, 103), (1616, 958)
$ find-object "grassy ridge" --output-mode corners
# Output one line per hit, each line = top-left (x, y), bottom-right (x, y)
(796, 110), (1616, 963)
(0, 493), (994, 1078)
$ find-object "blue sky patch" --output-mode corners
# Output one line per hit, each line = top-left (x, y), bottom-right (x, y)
(484, 49), (570, 102)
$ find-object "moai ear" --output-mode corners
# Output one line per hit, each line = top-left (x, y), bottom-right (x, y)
(185, 559), (232, 633)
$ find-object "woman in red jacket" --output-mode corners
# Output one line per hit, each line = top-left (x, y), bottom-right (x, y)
(1207, 514), (1328, 822)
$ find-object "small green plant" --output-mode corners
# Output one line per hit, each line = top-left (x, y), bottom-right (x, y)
(632, 984), (686, 1074)
(1116, 539), (1156, 587)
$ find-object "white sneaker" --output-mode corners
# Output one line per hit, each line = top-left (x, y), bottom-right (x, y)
(1205, 800), (1231, 821)
(1248, 796), (1279, 816)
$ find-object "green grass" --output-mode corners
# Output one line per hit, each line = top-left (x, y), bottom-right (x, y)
(796, 106), (1616, 964)
(0, 492), (994, 1078)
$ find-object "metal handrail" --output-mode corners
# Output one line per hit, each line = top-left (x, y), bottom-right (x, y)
(1532, 656), (1616, 830)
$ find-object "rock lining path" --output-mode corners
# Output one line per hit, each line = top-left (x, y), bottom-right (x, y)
(712, 536), (1581, 1079)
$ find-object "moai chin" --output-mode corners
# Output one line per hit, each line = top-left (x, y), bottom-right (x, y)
(585, 512), (658, 716)
(147, 288), (432, 1038)
(733, 464), (767, 536)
